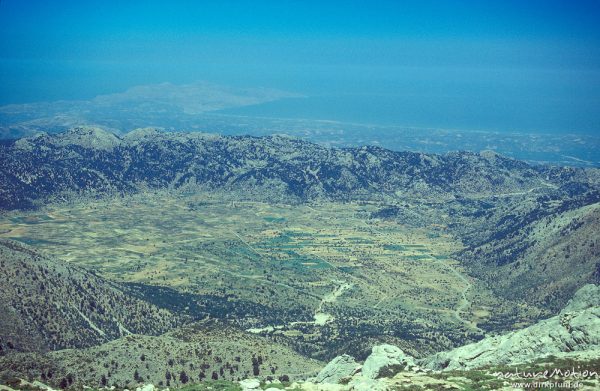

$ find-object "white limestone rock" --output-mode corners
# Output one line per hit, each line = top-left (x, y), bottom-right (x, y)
(422, 284), (600, 371)
(239, 378), (261, 390)
(313, 354), (362, 384)
(362, 344), (416, 379)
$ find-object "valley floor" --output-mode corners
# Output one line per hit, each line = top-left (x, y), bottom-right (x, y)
(0, 191), (539, 360)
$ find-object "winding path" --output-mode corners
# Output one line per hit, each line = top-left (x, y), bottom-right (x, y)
(433, 256), (482, 332)
(247, 280), (353, 333)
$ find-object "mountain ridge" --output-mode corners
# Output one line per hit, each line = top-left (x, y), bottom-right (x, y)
(2, 126), (598, 211)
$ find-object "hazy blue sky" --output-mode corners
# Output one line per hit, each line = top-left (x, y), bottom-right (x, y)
(1, 0), (599, 133)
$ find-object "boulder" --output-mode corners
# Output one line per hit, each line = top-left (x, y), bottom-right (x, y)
(239, 378), (261, 390)
(296, 383), (346, 391)
(362, 344), (416, 379)
(362, 344), (415, 379)
(348, 377), (388, 391)
(135, 385), (154, 391)
(314, 354), (362, 384)
(561, 284), (600, 313)
(32, 381), (58, 391)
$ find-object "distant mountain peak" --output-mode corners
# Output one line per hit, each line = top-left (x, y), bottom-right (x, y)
(55, 126), (121, 150)
(3, 127), (596, 212)
(121, 127), (163, 143)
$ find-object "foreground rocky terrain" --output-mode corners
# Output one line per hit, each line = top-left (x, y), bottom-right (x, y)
(1, 285), (598, 390)
(281, 284), (600, 390)
(1, 324), (322, 389)
(421, 284), (600, 371)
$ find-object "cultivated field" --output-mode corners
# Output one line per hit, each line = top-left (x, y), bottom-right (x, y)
(0, 191), (498, 357)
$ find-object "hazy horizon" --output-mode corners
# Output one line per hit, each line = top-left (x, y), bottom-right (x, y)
(1, 1), (600, 135)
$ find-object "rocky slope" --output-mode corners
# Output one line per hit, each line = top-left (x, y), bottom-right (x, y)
(421, 284), (600, 371)
(0, 239), (180, 353)
(370, 169), (600, 321)
(0, 321), (322, 390)
(461, 201), (600, 313)
(246, 285), (600, 390)
(0, 240), (321, 388)
(2, 127), (598, 210)
(0, 238), (323, 389)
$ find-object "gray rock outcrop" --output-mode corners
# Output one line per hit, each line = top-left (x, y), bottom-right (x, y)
(422, 284), (600, 371)
(313, 354), (361, 384)
(561, 284), (600, 313)
(361, 344), (416, 379)
(239, 378), (261, 390)
(348, 377), (388, 391)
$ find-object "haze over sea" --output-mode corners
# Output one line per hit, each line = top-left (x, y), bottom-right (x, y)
(1, 1), (600, 135)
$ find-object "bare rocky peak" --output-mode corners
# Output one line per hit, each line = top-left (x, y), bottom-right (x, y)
(52, 126), (122, 151)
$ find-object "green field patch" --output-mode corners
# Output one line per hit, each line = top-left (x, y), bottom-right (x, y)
(284, 230), (312, 238)
(17, 238), (60, 246)
(277, 244), (306, 250)
(106, 263), (140, 275)
(335, 247), (352, 253)
(313, 233), (337, 238)
(405, 254), (433, 260)
(227, 246), (262, 262)
(347, 237), (375, 244)
(10, 214), (54, 224)
(285, 251), (331, 269)
(263, 216), (286, 223)
(383, 244), (407, 251)
(262, 233), (293, 245)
